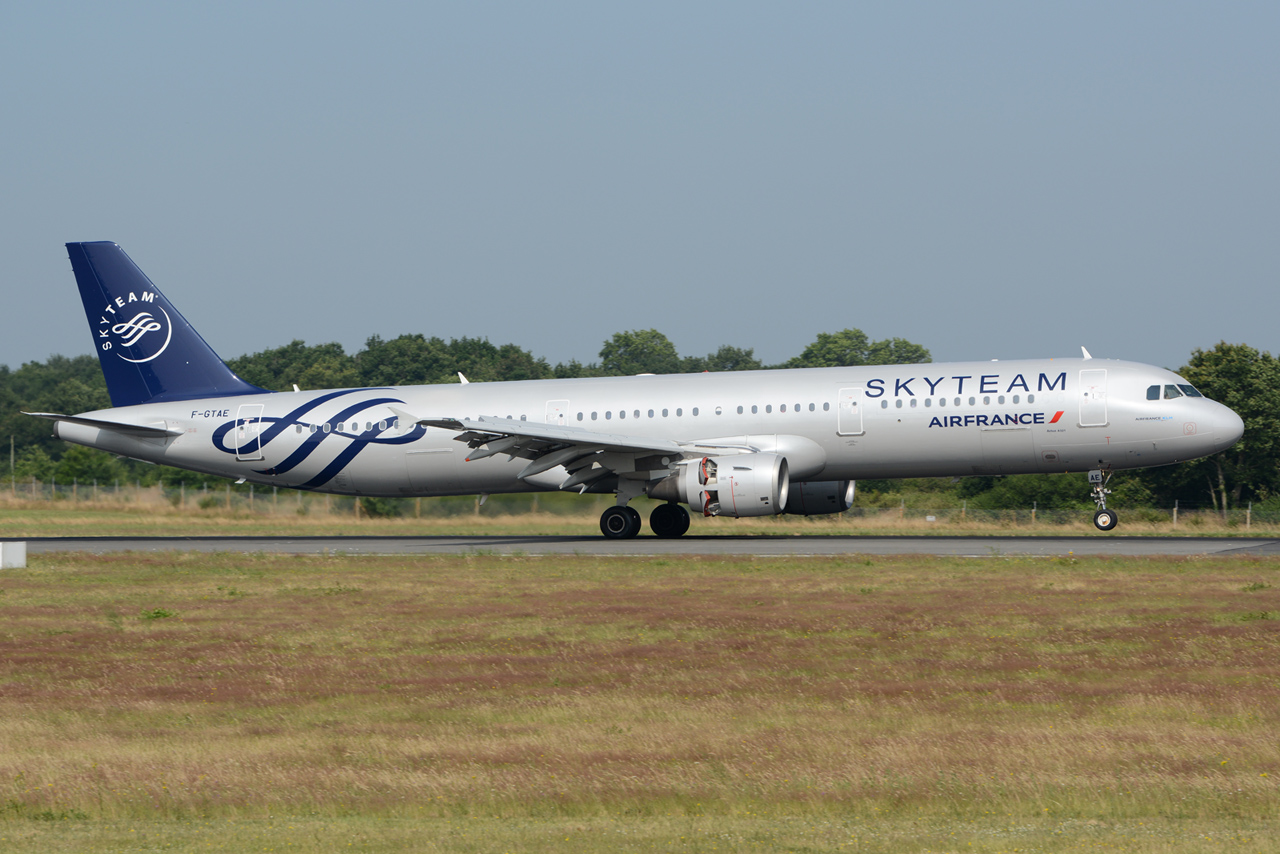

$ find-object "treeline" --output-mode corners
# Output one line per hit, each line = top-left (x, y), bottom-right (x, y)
(2, 331), (1277, 515)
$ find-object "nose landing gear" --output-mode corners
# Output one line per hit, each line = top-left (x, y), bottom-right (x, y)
(1089, 468), (1118, 531)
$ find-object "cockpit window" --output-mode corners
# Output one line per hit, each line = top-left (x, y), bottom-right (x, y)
(1178, 384), (1204, 398)
(1147, 385), (1160, 401)
(1164, 384), (1183, 400)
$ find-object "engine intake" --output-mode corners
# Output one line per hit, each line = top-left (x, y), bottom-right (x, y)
(648, 453), (790, 518)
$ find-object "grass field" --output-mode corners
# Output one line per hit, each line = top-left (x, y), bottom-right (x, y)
(1, 551), (1277, 852)
(0, 490), (1275, 538)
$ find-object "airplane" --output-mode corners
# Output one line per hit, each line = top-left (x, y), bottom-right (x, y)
(28, 242), (1244, 538)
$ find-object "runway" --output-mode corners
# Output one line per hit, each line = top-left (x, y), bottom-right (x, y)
(17, 534), (1280, 557)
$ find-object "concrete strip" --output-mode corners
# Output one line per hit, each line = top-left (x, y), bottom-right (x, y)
(21, 535), (1280, 557)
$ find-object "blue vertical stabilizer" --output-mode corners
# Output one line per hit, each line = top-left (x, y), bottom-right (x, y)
(67, 242), (268, 407)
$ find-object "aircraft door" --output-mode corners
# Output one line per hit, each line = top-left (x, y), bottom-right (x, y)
(545, 399), (569, 426)
(234, 403), (265, 461)
(836, 388), (865, 436)
(1079, 370), (1108, 427)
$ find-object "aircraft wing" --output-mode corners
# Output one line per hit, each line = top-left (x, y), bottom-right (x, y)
(389, 408), (756, 491)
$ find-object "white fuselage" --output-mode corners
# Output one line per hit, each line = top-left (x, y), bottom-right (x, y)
(54, 358), (1243, 498)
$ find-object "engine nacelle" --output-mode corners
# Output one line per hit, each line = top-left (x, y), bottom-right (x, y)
(783, 480), (855, 515)
(649, 453), (790, 518)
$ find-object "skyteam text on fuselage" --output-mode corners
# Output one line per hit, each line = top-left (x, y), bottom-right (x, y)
(29, 242), (1245, 538)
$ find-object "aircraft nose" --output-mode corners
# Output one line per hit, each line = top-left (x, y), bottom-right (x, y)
(1214, 405), (1245, 450)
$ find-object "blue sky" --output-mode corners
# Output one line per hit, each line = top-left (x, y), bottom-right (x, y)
(2, 2), (1276, 373)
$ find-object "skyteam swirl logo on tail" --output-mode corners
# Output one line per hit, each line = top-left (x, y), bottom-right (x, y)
(97, 290), (173, 363)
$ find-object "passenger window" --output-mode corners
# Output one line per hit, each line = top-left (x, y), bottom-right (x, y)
(591, 412), (598, 420)
(910, 398), (917, 408)
(692, 407), (699, 416)
(881, 401), (888, 409)
(648, 409), (654, 417)
(1164, 385), (1183, 399)
(1178, 384), (1203, 398)
(662, 408), (668, 417)
(924, 398), (932, 407)
(954, 397), (961, 406)
(794, 403), (800, 411)
(809, 403), (815, 412)
(968, 397), (975, 406)
(606, 411), (613, 419)
(895, 399), (903, 409)
(676, 408), (683, 416)
(997, 395), (1005, 404)
(634, 410), (640, 419)
(823, 402), (830, 411)
(982, 396), (990, 405)
(1012, 395), (1019, 404)
(379, 421), (387, 430)
(752, 405), (758, 414)
(1028, 394), (1035, 403)
(939, 398), (946, 407)
(295, 425), (302, 434)
(715, 406), (723, 415)
(781, 404), (787, 412)
(737, 406), (743, 414)
(766, 405), (772, 413)
(323, 423), (331, 434)
(577, 412), (583, 421)
(619, 410), (625, 419)
(1147, 385), (1160, 400)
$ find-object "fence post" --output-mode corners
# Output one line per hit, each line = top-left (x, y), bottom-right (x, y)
(900, 498), (905, 519)
(416, 497), (421, 519)
(1247, 502), (1252, 529)
(226, 483), (231, 509)
(961, 500), (966, 520)
(1032, 501), (1037, 525)
(1173, 500), (1178, 528)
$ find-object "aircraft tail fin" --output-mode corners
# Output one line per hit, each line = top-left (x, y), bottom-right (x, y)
(66, 242), (267, 407)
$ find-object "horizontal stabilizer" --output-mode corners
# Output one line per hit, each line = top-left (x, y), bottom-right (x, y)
(24, 412), (183, 438)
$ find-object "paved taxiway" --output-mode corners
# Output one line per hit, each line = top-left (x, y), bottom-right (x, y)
(19, 535), (1280, 557)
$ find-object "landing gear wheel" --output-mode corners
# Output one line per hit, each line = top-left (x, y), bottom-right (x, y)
(600, 505), (642, 539)
(650, 503), (691, 538)
(1093, 508), (1118, 531)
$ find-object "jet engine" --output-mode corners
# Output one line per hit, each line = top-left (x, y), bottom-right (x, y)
(782, 480), (855, 515)
(648, 453), (789, 517)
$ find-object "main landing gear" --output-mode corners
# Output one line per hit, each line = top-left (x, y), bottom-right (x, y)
(649, 502), (691, 538)
(598, 502), (691, 539)
(1089, 468), (1118, 531)
(600, 505), (642, 539)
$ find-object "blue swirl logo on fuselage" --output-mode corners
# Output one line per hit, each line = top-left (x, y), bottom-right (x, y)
(211, 389), (426, 490)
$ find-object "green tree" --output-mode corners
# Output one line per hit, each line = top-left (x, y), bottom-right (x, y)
(598, 330), (682, 376)
(682, 345), (763, 373)
(1148, 343), (1280, 512)
(785, 329), (931, 368)
(228, 341), (358, 391)
(53, 445), (128, 484)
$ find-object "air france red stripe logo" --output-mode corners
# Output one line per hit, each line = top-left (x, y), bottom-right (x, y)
(928, 410), (1068, 429)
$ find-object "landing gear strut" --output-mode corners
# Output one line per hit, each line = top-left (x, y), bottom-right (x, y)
(1089, 469), (1118, 531)
(649, 502), (691, 538)
(600, 505), (642, 539)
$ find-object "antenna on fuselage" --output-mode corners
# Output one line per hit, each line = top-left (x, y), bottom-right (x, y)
(1081, 347), (1093, 360)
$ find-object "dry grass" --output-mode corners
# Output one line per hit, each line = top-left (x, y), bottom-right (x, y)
(0, 491), (1272, 538)
(0, 552), (1277, 851)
